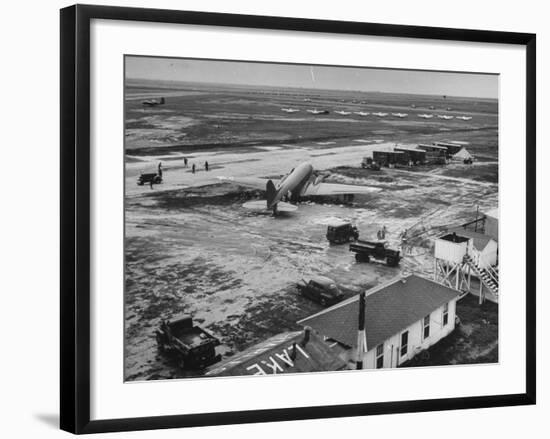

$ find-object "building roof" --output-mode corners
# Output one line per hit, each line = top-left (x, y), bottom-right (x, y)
(205, 330), (347, 377)
(298, 274), (460, 352)
(484, 208), (498, 220)
(449, 227), (495, 251)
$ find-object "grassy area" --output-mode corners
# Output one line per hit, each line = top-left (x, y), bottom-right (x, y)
(402, 294), (498, 367)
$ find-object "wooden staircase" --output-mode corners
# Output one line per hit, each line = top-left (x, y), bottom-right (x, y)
(463, 252), (499, 300)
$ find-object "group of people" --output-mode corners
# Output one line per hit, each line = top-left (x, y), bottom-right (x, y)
(144, 157), (212, 190)
(376, 225), (387, 240)
(182, 157), (209, 174)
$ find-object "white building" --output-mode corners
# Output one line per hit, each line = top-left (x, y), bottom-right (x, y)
(298, 274), (461, 369)
(449, 227), (498, 269)
(484, 208), (498, 242)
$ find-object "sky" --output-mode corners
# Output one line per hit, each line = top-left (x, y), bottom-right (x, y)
(125, 56), (498, 99)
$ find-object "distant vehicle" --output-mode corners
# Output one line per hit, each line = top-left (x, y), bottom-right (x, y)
(297, 276), (344, 306)
(391, 113), (408, 118)
(456, 115), (473, 121)
(429, 105), (436, 110)
(303, 98), (311, 102)
(142, 97), (165, 107)
(326, 221), (359, 244)
(335, 110), (352, 115)
(349, 240), (401, 266)
(354, 111), (370, 117)
(306, 109), (329, 115)
(361, 157), (381, 170)
(281, 108), (300, 113)
(137, 172), (162, 185)
(411, 104), (416, 108)
(418, 114), (434, 119)
(155, 315), (222, 369)
(446, 107), (453, 111)
(437, 115), (454, 120)
(372, 112), (388, 117)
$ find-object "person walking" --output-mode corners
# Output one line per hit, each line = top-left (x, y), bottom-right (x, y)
(205, 161), (209, 172)
(192, 163), (196, 174)
(184, 157), (188, 168)
(158, 161), (163, 178)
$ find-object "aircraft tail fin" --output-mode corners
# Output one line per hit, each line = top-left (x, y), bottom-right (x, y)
(266, 180), (277, 209)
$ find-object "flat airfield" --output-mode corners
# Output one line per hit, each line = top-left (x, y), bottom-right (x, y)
(124, 81), (498, 381)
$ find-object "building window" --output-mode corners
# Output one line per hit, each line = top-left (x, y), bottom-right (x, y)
(400, 331), (408, 357)
(423, 314), (430, 339)
(376, 343), (384, 369)
(442, 303), (449, 326)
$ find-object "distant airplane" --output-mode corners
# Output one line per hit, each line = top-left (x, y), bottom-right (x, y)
(335, 110), (352, 115)
(437, 115), (454, 120)
(306, 109), (330, 115)
(372, 112), (388, 117)
(281, 108), (300, 113)
(354, 111), (370, 117)
(418, 114), (434, 119)
(219, 162), (379, 215)
(456, 116), (472, 121)
(142, 97), (165, 107)
(391, 113), (408, 118)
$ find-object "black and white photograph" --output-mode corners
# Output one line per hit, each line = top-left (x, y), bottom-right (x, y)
(124, 56), (499, 381)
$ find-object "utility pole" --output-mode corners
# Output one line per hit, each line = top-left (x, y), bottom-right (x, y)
(356, 292), (367, 370)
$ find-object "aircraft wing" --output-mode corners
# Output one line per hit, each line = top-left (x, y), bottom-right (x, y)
(217, 176), (268, 190)
(302, 181), (380, 196)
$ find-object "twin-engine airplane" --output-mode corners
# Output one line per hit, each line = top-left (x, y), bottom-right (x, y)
(372, 112), (388, 117)
(281, 108), (300, 113)
(418, 114), (434, 119)
(220, 162), (380, 215)
(142, 97), (165, 107)
(456, 115), (472, 121)
(306, 109), (330, 115)
(354, 111), (370, 117)
(391, 113), (408, 118)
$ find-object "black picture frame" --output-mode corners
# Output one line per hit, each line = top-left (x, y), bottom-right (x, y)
(60, 4), (536, 434)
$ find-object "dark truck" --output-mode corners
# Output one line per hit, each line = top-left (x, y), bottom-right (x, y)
(155, 315), (221, 370)
(137, 172), (162, 186)
(326, 221), (359, 244)
(297, 276), (344, 306)
(349, 240), (401, 267)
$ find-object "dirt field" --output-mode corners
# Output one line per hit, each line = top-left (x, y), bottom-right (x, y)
(124, 81), (498, 381)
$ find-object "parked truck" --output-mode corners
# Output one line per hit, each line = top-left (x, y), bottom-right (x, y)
(155, 315), (221, 370)
(326, 221), (359, 244)
(349, 240), (401, 266)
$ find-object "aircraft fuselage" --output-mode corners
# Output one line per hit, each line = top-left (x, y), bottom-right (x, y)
(268, 162), (314, 209)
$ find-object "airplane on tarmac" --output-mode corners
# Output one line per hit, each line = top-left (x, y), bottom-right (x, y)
(281, 108), (300, 113)
(353, 111), (370, 117)
(372, 112), (388, 117)
(456, 115), (473, 121)
(142, 97), (165, 107)
(418, 114), (434, 119)
(219, 162), (380, 215)
(306, 109), (330, 115)
(334, 110), (352, 115)
(437, 115), (454, 120)
(391, 113), (408, 118)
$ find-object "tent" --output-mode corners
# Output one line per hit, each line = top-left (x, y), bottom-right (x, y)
(452, 147), (473, 161)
